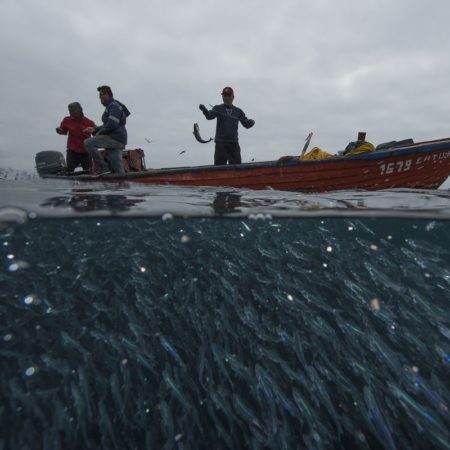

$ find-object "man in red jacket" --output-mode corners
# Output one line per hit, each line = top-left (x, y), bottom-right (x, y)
(56, 102), (96, 172)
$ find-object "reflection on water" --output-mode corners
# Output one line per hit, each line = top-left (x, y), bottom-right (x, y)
(212, 192), (244, 214)
(0, 174), (449, 219)
(41, 194), (144, 213)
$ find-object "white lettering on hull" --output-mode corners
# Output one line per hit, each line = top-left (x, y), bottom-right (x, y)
(378, 150), (450, 176)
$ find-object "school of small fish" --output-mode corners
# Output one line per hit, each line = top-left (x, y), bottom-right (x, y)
(0, 217), (449, 449)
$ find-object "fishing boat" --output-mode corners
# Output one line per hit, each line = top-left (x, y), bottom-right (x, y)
(36, 137), (450, 192)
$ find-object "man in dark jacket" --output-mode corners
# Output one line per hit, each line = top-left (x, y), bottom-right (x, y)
(199, 86), (255, 165)
(84, 85), (130, 174)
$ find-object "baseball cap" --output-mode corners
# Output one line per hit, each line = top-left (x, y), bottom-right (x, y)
(221, 86), (234, 96)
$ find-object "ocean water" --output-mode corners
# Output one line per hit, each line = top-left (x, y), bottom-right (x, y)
(1, 173), (449, 450)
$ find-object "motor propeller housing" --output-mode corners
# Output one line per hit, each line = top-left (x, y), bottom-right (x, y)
(35, 151), (67, 175)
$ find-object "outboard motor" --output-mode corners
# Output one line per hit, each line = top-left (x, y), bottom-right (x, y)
(35, 151), (67, 176)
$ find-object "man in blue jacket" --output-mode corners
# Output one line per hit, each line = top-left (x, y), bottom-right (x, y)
(84, 85), (130, 174)
(199, 86), (255, 165)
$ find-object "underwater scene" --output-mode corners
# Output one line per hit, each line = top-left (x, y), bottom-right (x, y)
(0, 176), (449, 449)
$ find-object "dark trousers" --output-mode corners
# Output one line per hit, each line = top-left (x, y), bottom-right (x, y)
(66, 149), (91, 172)
(214, 142), (242, 165)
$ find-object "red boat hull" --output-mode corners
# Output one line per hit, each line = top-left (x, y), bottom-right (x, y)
(42, 138), (450, 192)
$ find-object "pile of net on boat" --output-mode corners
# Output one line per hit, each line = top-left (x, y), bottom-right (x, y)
(277, 141), (375, 163)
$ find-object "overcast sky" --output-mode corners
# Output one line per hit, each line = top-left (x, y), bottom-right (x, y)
(1, 0), (450, 174)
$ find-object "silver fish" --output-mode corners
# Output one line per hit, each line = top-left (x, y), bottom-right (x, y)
(193, 123), (213, 144)
(232, 393), (264, 430)
(389, 382), (446, 431)
(160, 336), (185, 367)
(306, 365), (342, 433)
(163, 371), (191, 410)
(364, 387), (396, 450)
(98, 399), (115, 443)
(61, 331), (90, 356)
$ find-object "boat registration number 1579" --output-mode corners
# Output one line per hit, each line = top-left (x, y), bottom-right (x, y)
(378, 150), (450, 175)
